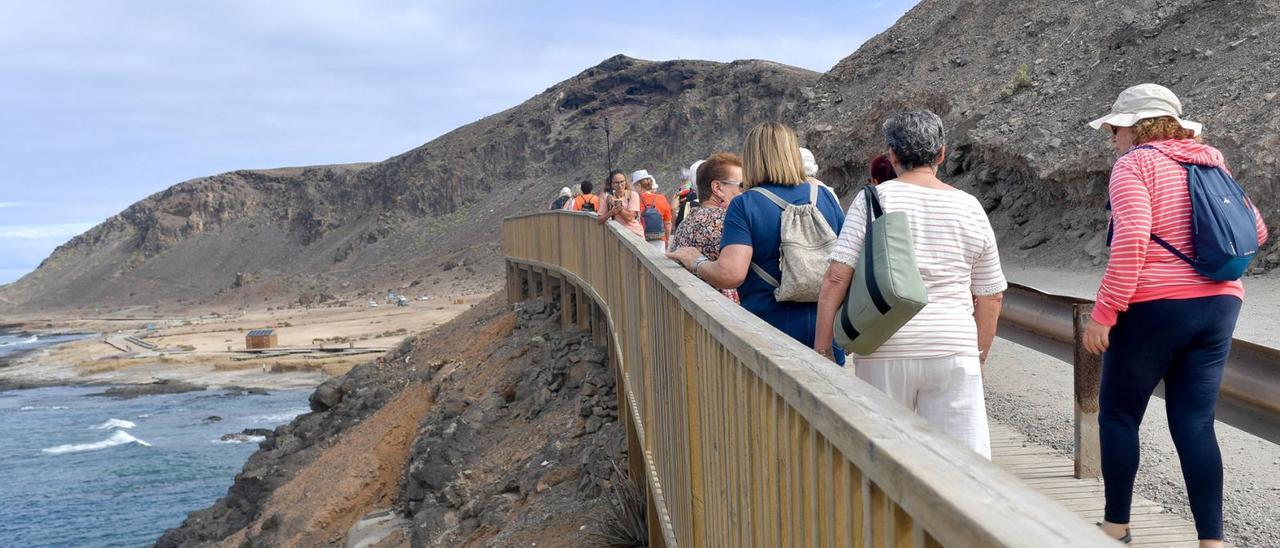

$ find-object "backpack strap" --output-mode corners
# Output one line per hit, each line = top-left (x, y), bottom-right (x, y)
(748, 186), (791, 209)
(808, 182), (819, 205)
(746, 185), (792, 288)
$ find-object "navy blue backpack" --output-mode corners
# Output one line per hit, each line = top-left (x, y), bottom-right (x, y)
(1109, 146), (1259, 281)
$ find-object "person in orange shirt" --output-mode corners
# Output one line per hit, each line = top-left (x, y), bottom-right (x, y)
(631, 169), (672, 252)
(570, 180), (600, 213)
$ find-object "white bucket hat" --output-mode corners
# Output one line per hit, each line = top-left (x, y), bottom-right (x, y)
(559, 186), (571, 197)
(1088, 83), (1202, 136)
(630, 169), (654, 186)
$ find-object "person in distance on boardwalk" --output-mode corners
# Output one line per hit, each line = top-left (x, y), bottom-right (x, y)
(813, 111), (1006, 459)
(570, 181), (600, 213)
(669, 153), (744, 303)
(868, 154), (895, 185)
(565, 184), (583, 210)
(1085, 84), (1269, 547)
(550, 186), (572, 210)
(668, 122), (846, 363)
(632, 169), (673, 252)
(598, 170), (645, 240)
(672, 160), (704, 232)
(799, 147), (840, 202)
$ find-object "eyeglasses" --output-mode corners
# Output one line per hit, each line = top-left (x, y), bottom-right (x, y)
(1109, 125), (1120, 136)
(716, 179), (744, 187)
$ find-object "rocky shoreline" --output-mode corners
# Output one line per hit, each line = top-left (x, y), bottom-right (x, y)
(155, 293), (628, 547)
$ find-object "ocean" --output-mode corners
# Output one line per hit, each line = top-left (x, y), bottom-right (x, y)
(0, 381), (311, 546)
(0, 329), (94, 361)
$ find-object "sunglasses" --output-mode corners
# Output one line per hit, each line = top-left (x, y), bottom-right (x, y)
(716, 179), (744, 187)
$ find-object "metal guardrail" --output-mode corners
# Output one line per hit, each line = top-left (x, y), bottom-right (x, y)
(1000, 283), (1280, 444)
(504, 211), (1115, 547)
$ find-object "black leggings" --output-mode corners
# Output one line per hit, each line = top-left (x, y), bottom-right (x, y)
(1099, 295), (1241, 540)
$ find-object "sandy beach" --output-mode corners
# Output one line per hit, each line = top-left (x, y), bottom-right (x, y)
(0, 292), (492, 391)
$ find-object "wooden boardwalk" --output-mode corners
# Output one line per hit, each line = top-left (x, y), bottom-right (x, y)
(991, 423), (1205, 547)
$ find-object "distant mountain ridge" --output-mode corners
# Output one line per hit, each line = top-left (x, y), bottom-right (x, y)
(4, 0), (1278, 312)
(1, 56), (820, 311)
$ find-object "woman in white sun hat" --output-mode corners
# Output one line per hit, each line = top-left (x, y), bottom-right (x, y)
(1086, 83), (1268, 546)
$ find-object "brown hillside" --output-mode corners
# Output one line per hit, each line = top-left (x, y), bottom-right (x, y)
(0, 56), (818, 312)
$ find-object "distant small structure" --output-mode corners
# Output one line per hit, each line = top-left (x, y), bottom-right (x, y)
(397, 296), (409, 307)
(246, 329), (278, 349)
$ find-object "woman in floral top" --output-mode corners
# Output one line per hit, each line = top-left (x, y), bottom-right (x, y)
(669, 152), (745, 302)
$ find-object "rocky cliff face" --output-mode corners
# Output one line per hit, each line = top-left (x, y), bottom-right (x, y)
(1, 56), (819, 311)
(795, 0), (1279, 269)
(156, 293), (627, 547)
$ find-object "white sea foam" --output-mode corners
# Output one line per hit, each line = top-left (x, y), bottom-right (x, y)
(19, 405), (70, 411)
(0, 335), (38, 347)
(214, 435), (267, 444)
(91, 419), (137, 430)
(42, 431), (152, 455)
(248, 407), (310, 424)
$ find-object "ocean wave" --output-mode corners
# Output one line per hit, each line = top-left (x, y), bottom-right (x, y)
(42, 431), (152, 455)
(247, 408), (310, 424)
(19, 405), (70, 411)
(0, 335), (38, 347)
(214, 435), (267, 444)
(91, 419), (137, 430)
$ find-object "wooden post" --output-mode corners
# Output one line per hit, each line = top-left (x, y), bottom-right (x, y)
(506, 262), (519, 305)
(1073, 304), (1102, 479)
(524, 266), (536, 302)
(558, 276), (571, 330)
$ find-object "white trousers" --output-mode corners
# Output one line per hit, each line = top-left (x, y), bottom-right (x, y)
(649, 240), (667, 253)
(852, 354), (991, 459)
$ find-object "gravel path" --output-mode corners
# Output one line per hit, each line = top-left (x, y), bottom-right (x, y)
(985, 337), (1280, 547)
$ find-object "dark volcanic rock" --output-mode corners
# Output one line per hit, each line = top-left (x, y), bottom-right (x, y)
(85, 379), (205, 399)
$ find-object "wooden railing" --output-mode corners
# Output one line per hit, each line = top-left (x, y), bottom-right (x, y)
(503, 211), (1116, 547)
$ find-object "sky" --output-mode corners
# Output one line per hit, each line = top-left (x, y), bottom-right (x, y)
(0, 0), (916, 285)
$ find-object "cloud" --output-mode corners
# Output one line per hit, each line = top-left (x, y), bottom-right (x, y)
(0, 202), (32, 209)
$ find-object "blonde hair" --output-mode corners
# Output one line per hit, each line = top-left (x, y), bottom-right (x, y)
(571, 184), (583, 197)
(742, 122), (807, 187)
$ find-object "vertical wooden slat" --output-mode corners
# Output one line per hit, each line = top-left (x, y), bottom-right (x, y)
(851, 461), (864, 547)
(893, 503), (913, 548)
(788, 404), (798, 545)
(820, 438), (835, 547)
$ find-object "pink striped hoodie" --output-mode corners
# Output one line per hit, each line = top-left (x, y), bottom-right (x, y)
(1093, 139), (1269, 326)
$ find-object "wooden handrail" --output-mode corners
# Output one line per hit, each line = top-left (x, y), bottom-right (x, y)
(504, 211), (1116, 547)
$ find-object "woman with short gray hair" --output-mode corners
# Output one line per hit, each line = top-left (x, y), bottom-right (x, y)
(814, 110), (1007, 458)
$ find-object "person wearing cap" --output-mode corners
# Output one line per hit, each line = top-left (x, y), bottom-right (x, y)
(598, 169), (644, 238)
(549, 187), (572, 210)
(799, 147), (840, 201)
(631, 169), (673, 252)
(1085, 84), (1268, 546)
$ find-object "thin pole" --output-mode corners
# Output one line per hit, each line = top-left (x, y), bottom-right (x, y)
(604, 115), (612, 173)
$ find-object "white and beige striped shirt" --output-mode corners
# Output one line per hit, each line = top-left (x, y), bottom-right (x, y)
(829, 180), (1007, 359)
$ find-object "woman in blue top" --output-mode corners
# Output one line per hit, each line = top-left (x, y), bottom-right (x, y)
(668, 122), (846, 364)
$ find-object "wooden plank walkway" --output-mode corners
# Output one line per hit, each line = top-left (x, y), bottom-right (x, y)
(990, 423), (1204, 547)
